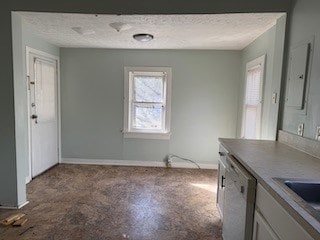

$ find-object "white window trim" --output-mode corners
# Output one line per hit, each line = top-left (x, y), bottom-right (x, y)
(123, 66), (172, 140)
(241, 54), (266, 139)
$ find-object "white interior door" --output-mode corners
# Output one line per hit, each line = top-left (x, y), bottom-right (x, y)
(29, 54), (58, 177)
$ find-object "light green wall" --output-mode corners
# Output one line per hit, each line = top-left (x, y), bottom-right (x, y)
(61, 49), (241, 164)
(237, 16), (286, 140)
(281, 0), (320, 139)
(3, 0), (292, 207)
(11, 13), (59, 207)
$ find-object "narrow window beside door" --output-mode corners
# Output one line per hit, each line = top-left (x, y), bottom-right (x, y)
(242, 55), (265, 139)
(123, 67), (172, 139)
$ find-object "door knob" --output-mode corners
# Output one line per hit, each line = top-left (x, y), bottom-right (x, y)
(218, 152), (225, 157)
(31, 114), (38, 124)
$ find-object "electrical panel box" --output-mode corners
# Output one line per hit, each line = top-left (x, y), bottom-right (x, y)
(286, 42), (310, 109)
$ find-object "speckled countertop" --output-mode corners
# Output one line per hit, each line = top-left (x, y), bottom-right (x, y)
(219, 138), (320, 239)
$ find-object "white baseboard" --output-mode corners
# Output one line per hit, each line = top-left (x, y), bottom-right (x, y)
(170, 162), (218, 169)
(18, 201), (29, 209)
(61, 158), (217, 170)
(61, 158), (165, 167)
(0, 201), (29, 210)
(26, 176), (32, 184)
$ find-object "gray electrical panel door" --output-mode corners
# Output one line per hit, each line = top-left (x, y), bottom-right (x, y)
(286, 43), (310, 109)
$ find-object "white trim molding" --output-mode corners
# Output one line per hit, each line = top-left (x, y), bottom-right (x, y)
(172, 162), (218, 169)
(61, 158), (217, 170)
(18, 201), (30, 209)
(123, 131), (171, 140)
(123, 66), (172, 140)
(241, 54), (266, 139)
(25, 46), (61, 183)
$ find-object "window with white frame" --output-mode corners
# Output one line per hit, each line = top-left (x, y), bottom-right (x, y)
(241, 55), (265, 139)
(123, 67), (172, 139)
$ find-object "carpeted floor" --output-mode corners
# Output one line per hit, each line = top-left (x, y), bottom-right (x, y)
(0, 164), (222, 240)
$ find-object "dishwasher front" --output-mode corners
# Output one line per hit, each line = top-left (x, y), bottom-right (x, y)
(222, 154), (256, 240)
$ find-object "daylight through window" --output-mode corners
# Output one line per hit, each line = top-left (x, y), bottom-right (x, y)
(124, 67), (172, 139)
(241, 55), (265, 140)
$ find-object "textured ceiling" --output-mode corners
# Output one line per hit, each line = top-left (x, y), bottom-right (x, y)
(18, 12), (285, 50)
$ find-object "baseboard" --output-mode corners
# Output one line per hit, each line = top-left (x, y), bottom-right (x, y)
(0, 201), (29, 210)
(61, 158), (165, 167)
(18, 201), (29, 209)
(170, 162), (218, 169)
(26, 176), (31, 184)
(61, 158), (217, 170)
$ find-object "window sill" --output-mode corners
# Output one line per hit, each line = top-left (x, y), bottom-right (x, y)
(123, 131), (171, 140)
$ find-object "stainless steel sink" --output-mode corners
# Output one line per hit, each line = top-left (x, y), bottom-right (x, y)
(274, 178), (320, 222)
(284, 180), (320, 211)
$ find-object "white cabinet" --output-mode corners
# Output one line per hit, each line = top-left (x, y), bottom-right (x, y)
(254, 184), (314, 240)
(217, 157), (226, 219)
(217, 145), (228, 219)
(253, 210), (280, 240)
(217, 146), (256, 240)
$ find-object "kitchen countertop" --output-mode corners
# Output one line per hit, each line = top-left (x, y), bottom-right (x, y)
(219, 138), (320, 239)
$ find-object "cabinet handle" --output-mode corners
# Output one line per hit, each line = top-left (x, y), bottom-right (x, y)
(221, 175), (225, 188)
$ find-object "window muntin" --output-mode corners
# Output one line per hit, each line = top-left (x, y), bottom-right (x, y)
(124, 67), (171, 139)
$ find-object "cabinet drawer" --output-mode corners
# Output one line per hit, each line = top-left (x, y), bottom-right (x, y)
(256, 184), (313, 240)
(219, 144), (228, 166)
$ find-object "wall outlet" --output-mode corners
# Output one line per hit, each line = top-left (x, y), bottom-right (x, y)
(166, 154), (173, 168)
(316, 126), (320, 141)
(297, 123), (304, 136)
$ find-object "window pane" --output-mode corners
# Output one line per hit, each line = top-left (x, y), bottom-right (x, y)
(245, 67), (261, 106)
(134, 76), (163, 102)
(132, 104), (163, 130)
(244, 106), (257, 139)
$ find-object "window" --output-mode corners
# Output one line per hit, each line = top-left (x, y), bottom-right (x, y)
(123, 67), (172, 139)
(241, 55), (265, 139)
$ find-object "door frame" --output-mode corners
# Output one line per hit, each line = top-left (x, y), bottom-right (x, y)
(26, 46), (61, 183)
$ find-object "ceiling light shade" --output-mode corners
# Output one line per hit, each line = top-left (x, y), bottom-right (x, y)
(133, 33), (154, 42)
(109, 22), (132, 32)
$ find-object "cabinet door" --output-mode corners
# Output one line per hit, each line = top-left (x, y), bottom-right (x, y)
(256, 184), (314, 240)
(253, 210), (280, 240)
(216, 161), (226, 219)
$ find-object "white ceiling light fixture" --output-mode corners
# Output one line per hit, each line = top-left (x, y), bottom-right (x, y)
(109, 22), (132, 32)
(133, 33), (154, 42)
(71, 27), (95, 35)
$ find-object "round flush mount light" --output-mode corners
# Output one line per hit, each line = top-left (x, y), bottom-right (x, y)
(133, 33), (154, 42)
